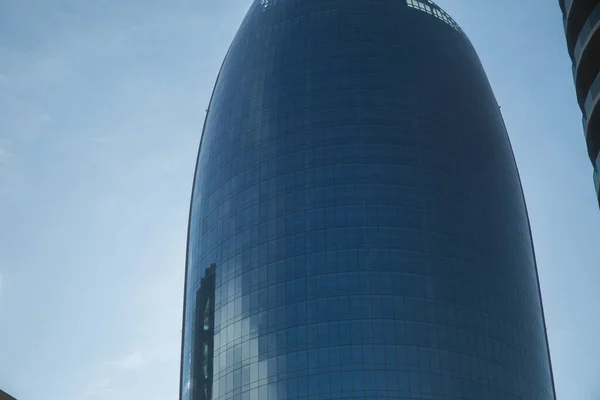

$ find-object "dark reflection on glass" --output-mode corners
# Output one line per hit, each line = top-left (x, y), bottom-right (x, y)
(191, 264), (216, 400)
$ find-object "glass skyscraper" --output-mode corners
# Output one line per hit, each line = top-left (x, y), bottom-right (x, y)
(558, 0), (600, 206)
(180, 0), (556, 399)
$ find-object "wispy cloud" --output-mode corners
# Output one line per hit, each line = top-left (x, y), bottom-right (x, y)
(0, 147), (16, 201)
(75, 376), (114, 400)
(70, 351), (148, 400)
(0, 2), (229, 400)
(0, 147), (13, 165)
(87, 136), (110, 144)
(112, 352), (145, 371)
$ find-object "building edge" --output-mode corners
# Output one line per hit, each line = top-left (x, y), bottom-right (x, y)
(178, 46), (234, 400)
(499, 107), (558, 399)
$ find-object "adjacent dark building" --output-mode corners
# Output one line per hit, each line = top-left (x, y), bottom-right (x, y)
(180, 0), (556, 399)
(559, 0), (600, 204)
(0, 389), (16, 400)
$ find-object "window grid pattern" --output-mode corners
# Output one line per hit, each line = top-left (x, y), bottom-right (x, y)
(180, 0), (557, 399)
(406, 0), (464, 34)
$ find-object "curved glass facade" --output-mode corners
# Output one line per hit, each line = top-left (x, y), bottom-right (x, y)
(180, 0), (556, 399)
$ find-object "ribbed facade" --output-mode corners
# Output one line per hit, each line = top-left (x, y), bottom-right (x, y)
(559, 0), (600, 204)
(180, 0), (556, 399)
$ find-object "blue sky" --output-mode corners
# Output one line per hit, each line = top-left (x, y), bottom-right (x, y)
(0, 0), (597, 399)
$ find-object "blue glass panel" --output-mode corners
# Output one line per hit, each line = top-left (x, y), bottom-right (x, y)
(180, 0), (557, 399)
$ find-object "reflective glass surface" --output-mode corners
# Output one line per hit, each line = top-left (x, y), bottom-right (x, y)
(180, 0), (556, 399)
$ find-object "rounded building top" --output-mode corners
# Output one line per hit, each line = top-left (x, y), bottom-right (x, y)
(258, 0), (464, 35)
